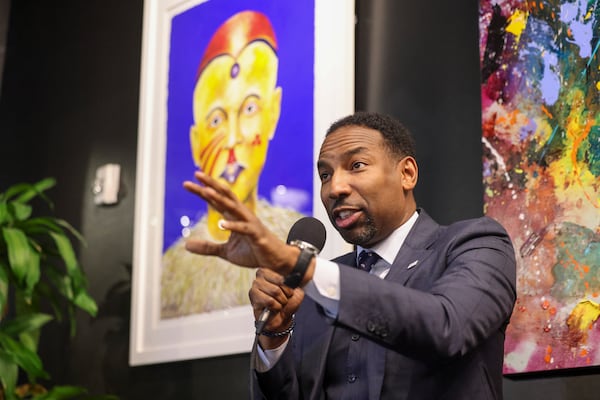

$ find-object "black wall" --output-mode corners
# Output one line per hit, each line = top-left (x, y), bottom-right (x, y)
(0, 0), (598, 399)
(356, 0), (485, 224)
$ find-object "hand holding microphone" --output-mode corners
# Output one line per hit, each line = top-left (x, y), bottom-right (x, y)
(254, 216), (326, 335)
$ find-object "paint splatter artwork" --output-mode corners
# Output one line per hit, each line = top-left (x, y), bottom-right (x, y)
(479, 0), (600, 373)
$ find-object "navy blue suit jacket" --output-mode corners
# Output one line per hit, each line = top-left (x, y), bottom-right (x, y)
(255, 210), (516, 400)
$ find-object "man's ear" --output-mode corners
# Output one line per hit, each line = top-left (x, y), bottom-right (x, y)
(268, 86), (282, 140)
(400, 156), (418, 190)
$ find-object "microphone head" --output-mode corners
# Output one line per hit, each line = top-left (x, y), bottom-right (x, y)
(286, 216), (327, 253)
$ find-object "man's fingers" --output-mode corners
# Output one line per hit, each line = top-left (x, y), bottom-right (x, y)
(258, 282), (289, 307)
(185, 239), (222, 256)
(193, 170), (229, 190)
(182, 181), (227, 215)
(249, 277), (304, 327)
(256, 269), (296, 297)
(251, 270), (290, 309)
(256, 268), (284, 284)
(183, 181), (234, 216)
(220, 220), (260, 237)
(185, 172), (256, 222)
(249, 286), (286, 313)
(193, 171), (239, 204)
(289, 287), (305, 304)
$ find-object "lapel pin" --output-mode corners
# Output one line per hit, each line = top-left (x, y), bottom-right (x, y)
(407, 260), (419, 269)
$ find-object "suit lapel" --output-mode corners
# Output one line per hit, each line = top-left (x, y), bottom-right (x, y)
(385, 210), (439, 285)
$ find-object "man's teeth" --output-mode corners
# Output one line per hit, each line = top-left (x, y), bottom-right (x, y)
(338, 210), (353, 219)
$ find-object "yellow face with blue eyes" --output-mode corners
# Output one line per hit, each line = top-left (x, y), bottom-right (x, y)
(190, 41), (282, 207)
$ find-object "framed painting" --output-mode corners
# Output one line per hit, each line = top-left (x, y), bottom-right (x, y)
(129, 0), (354, 365)
(479, 0), (600, 373)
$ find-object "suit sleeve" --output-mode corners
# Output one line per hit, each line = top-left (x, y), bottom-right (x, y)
(336, 217), (517, 363)
(253, 340), (301, 400)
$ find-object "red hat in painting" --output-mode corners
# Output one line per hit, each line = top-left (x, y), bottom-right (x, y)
(195, 10), (278, 82)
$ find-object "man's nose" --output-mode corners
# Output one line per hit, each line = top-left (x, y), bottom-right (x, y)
(328, 171), (351, 198)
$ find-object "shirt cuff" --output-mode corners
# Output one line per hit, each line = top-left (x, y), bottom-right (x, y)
(303, 257), (340, 318)
(255, 337), (290, 372)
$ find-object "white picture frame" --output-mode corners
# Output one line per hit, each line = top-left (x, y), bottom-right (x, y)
(129, 0), (354, 366)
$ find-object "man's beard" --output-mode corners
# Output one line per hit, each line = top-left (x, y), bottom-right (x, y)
(337, 213), (377, 248)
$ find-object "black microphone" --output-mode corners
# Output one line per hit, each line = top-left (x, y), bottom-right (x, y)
(255, 216), (327, 335)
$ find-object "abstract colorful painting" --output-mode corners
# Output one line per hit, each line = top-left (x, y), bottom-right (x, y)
(479, 0), (600, 373)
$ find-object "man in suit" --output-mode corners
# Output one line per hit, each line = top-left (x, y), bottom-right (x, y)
(183, 111), (517, 399)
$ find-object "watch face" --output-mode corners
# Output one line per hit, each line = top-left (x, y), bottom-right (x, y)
(290, 240), (319, 255)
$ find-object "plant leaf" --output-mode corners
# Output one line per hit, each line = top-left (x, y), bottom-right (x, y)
(19, 217), (64, 235)
(48, 232), (94, 314)
(73, 291), (98, 317)
(14, 178), (56, 204)
(2, 183), (32, 202)
(0, 350), (19, 400)
(9, 202), (32, 221)
(0, 313), (53, 336)
(0, 332), (49, 380)
(0, 202), (9, 225)
(1, 179), (55, 210)
(18, 330), (39, 353)
(2, 227), (41, 294)
(55, 219), (86, 247)
(48, 232), (78, 276)
(46, 269), (74, 301)
(0, 262), (8, 318)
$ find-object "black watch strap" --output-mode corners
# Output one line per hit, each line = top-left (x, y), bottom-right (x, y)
(283, 246), (316, 288)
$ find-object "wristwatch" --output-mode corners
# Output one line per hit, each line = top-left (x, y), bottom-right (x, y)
(283, 240), (319, 288)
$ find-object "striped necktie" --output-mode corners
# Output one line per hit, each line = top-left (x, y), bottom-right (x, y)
(357, 251), (380, 273)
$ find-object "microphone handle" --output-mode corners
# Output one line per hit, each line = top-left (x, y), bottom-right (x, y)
(254, 238), (323, 335)
(254, 307), (271, 335)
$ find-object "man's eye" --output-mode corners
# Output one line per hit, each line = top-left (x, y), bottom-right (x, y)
(319, 172), (330, 182)
(352, 162), (365, 170)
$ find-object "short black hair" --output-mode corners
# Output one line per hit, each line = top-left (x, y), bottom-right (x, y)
(326, 111), (416, 159)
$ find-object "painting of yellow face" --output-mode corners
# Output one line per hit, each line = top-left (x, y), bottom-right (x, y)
(189, 41), (282, 209)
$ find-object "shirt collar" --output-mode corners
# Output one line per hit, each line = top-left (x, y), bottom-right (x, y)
(357, 210), (419, 265)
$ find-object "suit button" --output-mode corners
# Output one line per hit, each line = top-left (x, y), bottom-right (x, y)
(351, 334), (360, 341)
(366, 320), (376, 332)
(348, 374), (357, 383)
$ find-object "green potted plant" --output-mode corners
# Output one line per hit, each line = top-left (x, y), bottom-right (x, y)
(0, 178), (116, 400)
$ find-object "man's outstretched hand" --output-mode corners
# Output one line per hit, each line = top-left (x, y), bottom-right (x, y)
(183, 171), (298, 275)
